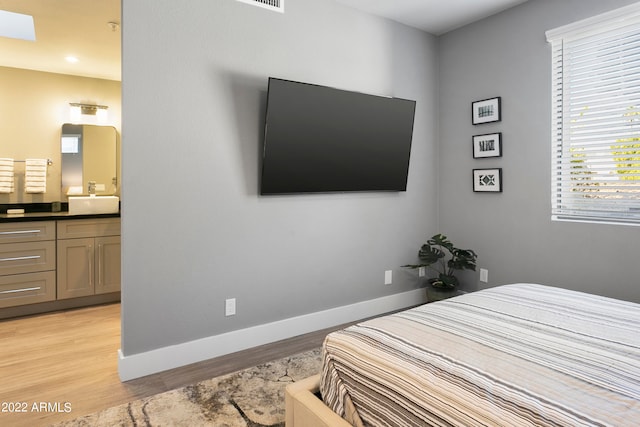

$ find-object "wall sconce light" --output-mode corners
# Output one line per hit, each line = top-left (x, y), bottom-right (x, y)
(69, 102), (109, 123)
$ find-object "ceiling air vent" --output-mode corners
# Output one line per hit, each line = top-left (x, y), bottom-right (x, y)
(236, 0), (284, 13)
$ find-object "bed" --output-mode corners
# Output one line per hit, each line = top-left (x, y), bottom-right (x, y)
(285, 283), (640, 426)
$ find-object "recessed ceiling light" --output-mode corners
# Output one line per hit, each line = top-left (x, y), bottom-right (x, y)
(65, 56), (79, 63)
(0, 10), (36, 41)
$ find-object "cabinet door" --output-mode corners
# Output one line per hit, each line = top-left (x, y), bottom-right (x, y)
(57, 238), (95, 299)
(95, 236), (120, 294)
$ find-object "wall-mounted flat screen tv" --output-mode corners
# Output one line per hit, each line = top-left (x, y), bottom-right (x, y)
(260, 78), (416, 195)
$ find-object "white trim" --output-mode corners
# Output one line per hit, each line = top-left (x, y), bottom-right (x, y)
(118, 288), (426, 381)
(546, 1), (640, 42)
(552, 216), (640, 227)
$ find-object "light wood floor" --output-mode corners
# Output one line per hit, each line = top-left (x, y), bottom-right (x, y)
(0, 303), (351, 427)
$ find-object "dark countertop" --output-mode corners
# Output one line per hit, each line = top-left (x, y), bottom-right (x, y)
(0, 203), (120, 223)
(0, 211), (120, 223)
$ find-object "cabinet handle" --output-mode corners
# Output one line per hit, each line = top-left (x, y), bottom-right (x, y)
(97, 244), (103, 287)
(0, 255), (41, 262)
(88, 245), (94, 287)
(0, 229), (42, 236)
(0, 286), (41, 295)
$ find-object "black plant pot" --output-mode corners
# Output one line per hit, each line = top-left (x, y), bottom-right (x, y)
(426, 277), (458, 302)
(426, 286), (459, 303)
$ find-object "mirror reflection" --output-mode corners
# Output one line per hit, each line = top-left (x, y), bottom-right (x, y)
(61, 124), (117, 199)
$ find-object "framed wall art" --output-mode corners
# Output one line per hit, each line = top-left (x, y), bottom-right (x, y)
(473, 168), (502, 192)
(472, 97), (501, 125)
(473, 132), (502, 158)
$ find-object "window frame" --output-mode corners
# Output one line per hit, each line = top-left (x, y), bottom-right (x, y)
(546, 3), (640, 226)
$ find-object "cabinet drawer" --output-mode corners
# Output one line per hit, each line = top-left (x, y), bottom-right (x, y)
(0, 271), (56, 308)
(0, 241), (56, 275)
(0, 221), (56, 243)
(57, 218), (121, 239)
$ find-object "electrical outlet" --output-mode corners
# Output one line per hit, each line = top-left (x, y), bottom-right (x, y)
(384, 270), (393, 285)
(418, 266), (426, 277)
(225, 298), (236, 316)
(479, 268), (489, 283)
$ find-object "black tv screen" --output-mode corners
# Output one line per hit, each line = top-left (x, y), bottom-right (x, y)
(260, 78), (416, 195)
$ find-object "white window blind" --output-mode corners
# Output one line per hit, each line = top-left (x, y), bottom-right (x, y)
(547, 4), (640, 225)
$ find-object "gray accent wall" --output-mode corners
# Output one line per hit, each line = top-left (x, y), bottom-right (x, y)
(438, 0), (640, 302)
(122, 0), (640, 362)
(121, 0), (438, 355)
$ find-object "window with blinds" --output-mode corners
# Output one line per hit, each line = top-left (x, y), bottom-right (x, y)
(547, 4), (640, 225)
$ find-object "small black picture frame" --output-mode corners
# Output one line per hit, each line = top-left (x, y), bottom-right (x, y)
(473, 168), (502, 192)
(473, 132), (502, 158)
(472, 97), (501, 125)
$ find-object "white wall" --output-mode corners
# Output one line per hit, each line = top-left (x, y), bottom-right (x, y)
(121, 0), (438, 365)
(438, 0), (640, 302)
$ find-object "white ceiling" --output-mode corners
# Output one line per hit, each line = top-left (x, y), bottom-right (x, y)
(0, 0), (120, 81)
(335, 0), (529, 35)
(0, 0), (527, 82)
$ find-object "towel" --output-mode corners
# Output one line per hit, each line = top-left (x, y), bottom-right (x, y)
(25, 158), (48, 194)
(0, 158), (14, 194)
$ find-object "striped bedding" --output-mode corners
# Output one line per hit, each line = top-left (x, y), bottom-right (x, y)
(320, 283), (640, 426)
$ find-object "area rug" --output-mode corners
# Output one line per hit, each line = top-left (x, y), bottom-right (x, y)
(51, 348), (322, 427)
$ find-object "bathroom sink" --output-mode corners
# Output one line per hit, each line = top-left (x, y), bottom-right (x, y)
(68, 196), (120, 215)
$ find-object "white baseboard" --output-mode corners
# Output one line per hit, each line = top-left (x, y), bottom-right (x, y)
(118, 288), (426, 381)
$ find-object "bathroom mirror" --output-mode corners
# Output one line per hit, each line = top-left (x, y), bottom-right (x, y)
(61, 124), (117, 199)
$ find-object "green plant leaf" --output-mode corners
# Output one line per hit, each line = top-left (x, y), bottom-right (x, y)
(418, 245), (445, 265)
(448, 248), (478, 271)
(402, 264), (426, 269)
(427, 234), (454, 252)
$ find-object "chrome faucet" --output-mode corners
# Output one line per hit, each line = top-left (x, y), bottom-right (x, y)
(88, 181), (96, 195)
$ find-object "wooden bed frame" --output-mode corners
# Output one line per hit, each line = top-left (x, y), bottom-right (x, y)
(285, 374), (351, 427)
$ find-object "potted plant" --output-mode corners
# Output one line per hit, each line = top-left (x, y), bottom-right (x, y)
(403, 234), (477, 290)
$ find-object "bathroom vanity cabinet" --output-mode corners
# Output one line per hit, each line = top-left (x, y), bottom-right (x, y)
(57, 218), (121, 299)
(0, 215), (120, 317)
(0, 221), (57, 308)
